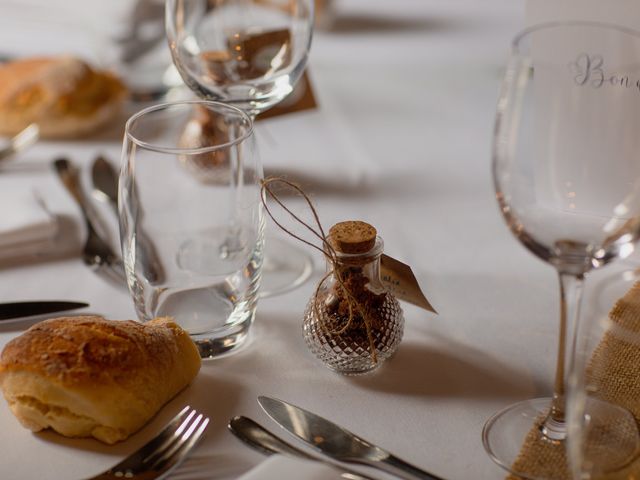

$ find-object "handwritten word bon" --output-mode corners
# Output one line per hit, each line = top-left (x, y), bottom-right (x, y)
(570, 53), (640, 92)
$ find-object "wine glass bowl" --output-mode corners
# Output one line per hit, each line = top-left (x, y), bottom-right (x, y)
(494, 27), (640, 275)
(166, 0), (314, 116)
(485, 22), (640, 479)
(166, 0), (315, 298)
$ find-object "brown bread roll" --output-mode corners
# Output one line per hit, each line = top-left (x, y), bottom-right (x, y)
(0, 316), (201, 444)
(0, 56), (127, 138)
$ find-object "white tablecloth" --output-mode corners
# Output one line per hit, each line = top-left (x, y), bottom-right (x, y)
(0, 1), (557, 479)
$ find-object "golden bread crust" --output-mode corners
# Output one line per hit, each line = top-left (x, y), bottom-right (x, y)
(0, 56), (127, 138)
(2, 316), (177, 387)
(0, 316), (200, 444)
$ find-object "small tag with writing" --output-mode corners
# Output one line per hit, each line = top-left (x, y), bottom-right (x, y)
(380, 254), (437, 314)
(201, 28), (318, 122)
(258, 71), (317, 120)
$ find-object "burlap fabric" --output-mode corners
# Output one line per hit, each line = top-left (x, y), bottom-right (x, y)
(507, 282), (640, 480)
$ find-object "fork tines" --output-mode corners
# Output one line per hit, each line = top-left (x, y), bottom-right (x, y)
(99, 406), (210, 479)
(144, 407), (210, 470)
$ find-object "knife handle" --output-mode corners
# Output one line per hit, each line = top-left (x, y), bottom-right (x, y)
(373, 454), (445, 480)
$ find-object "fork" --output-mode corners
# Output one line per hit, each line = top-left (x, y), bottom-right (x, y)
(87, 406), (210, 480)
(53, 158), (127, 286)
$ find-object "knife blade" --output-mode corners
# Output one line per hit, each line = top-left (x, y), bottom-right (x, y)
(0, 301), (89, 320)
(258, 396), (445, 480)
(228, 416), (375, 480)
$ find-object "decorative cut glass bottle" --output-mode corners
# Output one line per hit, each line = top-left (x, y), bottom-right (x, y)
(303, 221), (404, 374)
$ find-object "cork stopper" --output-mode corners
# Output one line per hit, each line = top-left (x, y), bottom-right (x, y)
(329, 221), (377, 254)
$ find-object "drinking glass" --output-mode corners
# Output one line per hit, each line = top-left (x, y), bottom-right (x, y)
(120, 100), (264, 358)
(567, 263), (640, 479)
(165, 0), (314, 296)
(484, 22), (640, 479)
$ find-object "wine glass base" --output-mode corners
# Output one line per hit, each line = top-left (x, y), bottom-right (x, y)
(259, 236), (313, 298)
(483, 397), (639, 479)
(483, 398), (568, 480)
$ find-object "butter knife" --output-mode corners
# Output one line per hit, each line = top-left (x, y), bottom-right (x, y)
(258, 396), (445, 480)
(228, 416), (374, 480)
(0, 301), (88, 320)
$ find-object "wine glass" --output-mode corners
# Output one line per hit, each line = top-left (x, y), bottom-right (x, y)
(567, 263), (640, 479)
(484, 22), (640, 479)
(165, 0), (314, 296)
(120, 100), (264, 358)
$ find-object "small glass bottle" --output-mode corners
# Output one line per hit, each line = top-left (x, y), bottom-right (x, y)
(303, 221), (404, 374)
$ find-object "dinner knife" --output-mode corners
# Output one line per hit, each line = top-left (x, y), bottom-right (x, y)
(0, 301), (89, 320)
(228, 415), (374, 480)
(258, 396), (445, 480)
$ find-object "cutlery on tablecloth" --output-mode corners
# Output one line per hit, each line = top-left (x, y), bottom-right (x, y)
(53, 158), (127, 286)
(91, 155), (120, 207)
(115, 0), (165, 65)
(228, 415), (374, 480)
(0, 301), (88, 320)
(258, 396), (445, 480)
(91, 155), (164, 283)
(0, 124), (40, 163)
(86, 406), (209, 480)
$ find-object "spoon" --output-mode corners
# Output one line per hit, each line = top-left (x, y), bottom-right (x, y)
(91, 155), (119, 207)
(228, 416), (373, 480)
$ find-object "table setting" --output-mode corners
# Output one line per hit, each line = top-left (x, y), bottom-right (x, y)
(4, 0), (640, 479)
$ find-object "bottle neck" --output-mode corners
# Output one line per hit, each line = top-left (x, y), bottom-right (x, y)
(326, 237), (384, 288)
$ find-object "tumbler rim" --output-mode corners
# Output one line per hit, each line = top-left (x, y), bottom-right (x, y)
(512, 21), (640, 54)
(124, 99), (254, 155)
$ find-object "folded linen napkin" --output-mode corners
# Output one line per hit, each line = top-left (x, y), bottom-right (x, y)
(0, 187), (57, 250)
(236, 455), (345, 480)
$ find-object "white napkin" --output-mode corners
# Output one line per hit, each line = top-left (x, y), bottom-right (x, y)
(237, 455), (345, 480)
(0, 187), (57, 249)
(0, 184), (68, 265)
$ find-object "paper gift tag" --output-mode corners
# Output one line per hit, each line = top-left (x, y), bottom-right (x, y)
(200, 27), (318, 121)
(380, 254), (437, 314)
(258, 71), (318, 120)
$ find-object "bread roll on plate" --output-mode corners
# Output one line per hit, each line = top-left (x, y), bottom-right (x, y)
(0, 316), (200, 444)
(0, 56), (127, 139)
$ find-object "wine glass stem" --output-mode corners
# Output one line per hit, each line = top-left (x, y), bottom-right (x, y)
(541, 271), (585, 440)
